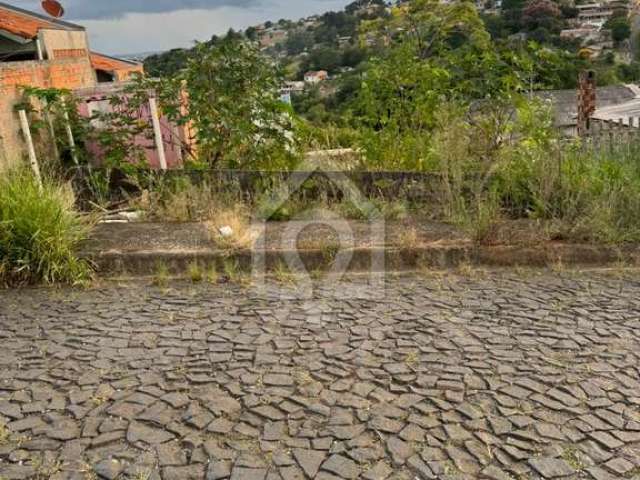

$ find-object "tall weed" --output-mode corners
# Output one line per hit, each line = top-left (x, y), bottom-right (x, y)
(0, 169), (92, 285)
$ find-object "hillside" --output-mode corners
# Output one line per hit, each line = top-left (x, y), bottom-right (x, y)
(144, 0), (387, 79)
(143, 0), (640, 124)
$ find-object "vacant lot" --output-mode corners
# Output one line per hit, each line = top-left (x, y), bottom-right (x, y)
(0, 273), (639, 480)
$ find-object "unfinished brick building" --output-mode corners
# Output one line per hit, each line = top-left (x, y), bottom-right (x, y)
(0, 1), (143, 169)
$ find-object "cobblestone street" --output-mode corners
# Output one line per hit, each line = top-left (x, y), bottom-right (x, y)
(0, 273), (639, 480)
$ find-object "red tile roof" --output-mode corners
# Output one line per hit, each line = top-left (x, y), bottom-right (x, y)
(90, 52), (143, 74)
(0, 2), (83, 39)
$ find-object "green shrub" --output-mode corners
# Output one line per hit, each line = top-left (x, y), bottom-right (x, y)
(0, 169), (92, 285)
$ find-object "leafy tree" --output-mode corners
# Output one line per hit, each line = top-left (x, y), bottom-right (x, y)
(521, 0), (562, 32)
(321, 11), (358, 36)
(285, 30), (314, 55)
(618, 61), (640, 81)
(341, 46), (367, 68)
(500, 0), (526, 31)
(245, 26), (258, 41)
(155, 38), (295, 169)
(301, 47), (343, 74)
(349, 0), (594, 170)
(225, 28), (244, 41)
(345, 0), (385, 15)
(482, 13), (511, 39)
(144, 48), (190, 77)
(362, 0), (491, 60)
(605, 16), (631, 45)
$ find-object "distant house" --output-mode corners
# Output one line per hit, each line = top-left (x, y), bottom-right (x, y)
(259, 29), (287, 49)
(338, 36), (353, 47)
(284, 81), (305, 92)
(280, 91), (292, 105)
(531, 84), (640, 136)
(575, 3), (616, 29)
(560, 28), (607, 45)
(591, 98), (640, 127)
(304, 70), (329, 84)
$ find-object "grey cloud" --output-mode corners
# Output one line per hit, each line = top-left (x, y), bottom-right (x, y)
(14, 0), (257, 20)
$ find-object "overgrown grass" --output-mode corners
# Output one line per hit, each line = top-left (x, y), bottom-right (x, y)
(430, 100), (640, 244)
(137, 176), (245, 222)
(116, 100), (640, 247)
(493, 140), (640, 244)
(0, 169), (92, 285)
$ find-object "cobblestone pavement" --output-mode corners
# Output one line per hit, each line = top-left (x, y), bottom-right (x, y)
(1, 273), (639, 480)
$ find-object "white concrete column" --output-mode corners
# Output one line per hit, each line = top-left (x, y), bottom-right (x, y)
(149, 97), (167, 170)
(18, 109), (43, 190)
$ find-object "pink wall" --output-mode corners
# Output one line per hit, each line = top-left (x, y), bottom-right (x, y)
(75, 88), (185, 169)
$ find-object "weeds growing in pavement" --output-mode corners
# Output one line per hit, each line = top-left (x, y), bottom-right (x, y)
(0, 423), (9, 445)
(187, 261), (204, 283)
(273, 261), (295, 284)
(223, 258), (242, 283)
(206, 264), (219, 284)
(153, 261), (170, 287)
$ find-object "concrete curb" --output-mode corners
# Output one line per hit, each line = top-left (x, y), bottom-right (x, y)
(84, 242), (640, 277)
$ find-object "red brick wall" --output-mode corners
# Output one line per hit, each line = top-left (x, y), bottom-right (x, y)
(0, 57), (96, 92)
(0, 58), (96, 168)
(53, 48), (87, 59)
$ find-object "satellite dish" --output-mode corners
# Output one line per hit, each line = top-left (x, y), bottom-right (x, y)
(42, 0), (65, 18)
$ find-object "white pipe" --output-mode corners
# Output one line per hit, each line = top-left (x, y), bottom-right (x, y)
(35, 38), (43, 60)
(148, 97), (167, 170)
(18, 109), (43, 190)
(61, 99), (78, 165)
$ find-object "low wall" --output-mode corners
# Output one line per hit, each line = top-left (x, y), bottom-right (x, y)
(72, 168), (445, 210)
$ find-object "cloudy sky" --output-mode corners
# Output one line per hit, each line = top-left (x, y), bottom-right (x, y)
(13, 0), (351, 54)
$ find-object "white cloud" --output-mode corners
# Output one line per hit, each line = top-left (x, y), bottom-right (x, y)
(12, 0), (351, 54)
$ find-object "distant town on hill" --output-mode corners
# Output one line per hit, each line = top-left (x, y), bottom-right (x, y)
(124, 0), (637, 125)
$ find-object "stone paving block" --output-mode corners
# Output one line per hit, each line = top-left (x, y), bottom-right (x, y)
(528, 457), (575, 478)
(0, 275), (639, 478)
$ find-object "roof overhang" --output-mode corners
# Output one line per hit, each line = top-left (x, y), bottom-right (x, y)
(0, 1), (85, 31)
(592, 99), (640, 124)
(0, 28), (34, 43)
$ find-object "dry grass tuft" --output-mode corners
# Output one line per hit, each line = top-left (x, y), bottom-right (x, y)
(456, 261), (486, 279)
(0, 423), (9, 445)
(207, 205), (254, 250)
(396, 226), (420, 249)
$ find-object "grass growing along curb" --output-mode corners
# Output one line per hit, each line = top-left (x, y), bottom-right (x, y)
(153, 261), (170, 288)
(273, 261), (295, 285)
(206, 264), (219, 284)
(223, 258), (242, 283)
(187, 261), (204, 283)
(0, 169), (92, 286)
